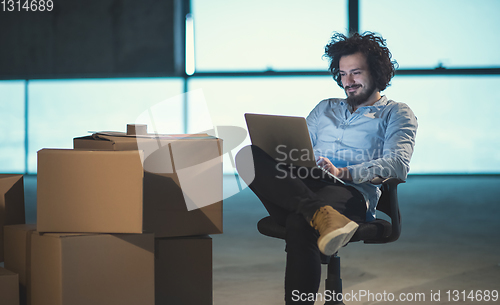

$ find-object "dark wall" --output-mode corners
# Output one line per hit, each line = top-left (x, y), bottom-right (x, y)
(0, 0), (180, 79)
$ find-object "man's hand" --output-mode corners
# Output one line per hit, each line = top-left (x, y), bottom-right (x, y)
(316, 156), (339, 175)
(316, 156), (352, 181)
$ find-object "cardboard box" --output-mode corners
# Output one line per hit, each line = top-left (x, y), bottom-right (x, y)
(1, 174), (26, 262)
(37, 145), (222, 236)
(37, 149), (145, 233)
(155, 235), (212, 305)
(0, 266), (20, 305)
(73, 133), (223, 211)
(31, 232), (154, 305)
(4, 224), (37, 305)
(40, 134), (224, 237)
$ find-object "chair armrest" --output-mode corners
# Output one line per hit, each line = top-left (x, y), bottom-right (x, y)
(370, 176), (404, 186)
(365, 177), (405, 244)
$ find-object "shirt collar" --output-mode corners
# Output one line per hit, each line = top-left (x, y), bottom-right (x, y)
(371, 95), (388, 107)
(340, 95), (388, 114)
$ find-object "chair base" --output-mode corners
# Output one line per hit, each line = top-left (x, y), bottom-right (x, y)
(324, 254), (344, 305)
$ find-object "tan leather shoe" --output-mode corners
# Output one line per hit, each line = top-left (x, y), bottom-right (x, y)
(310, 206), (359, 255)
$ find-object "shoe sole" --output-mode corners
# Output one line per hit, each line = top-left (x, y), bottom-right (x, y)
(318, 221), (359, 256)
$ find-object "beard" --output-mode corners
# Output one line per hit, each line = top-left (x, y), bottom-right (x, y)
(345, 80), (377, 108)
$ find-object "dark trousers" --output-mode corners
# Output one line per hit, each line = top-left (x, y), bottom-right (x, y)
(235, 145), (367, 305)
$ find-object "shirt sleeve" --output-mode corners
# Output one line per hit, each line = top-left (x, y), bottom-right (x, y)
(347, 103), (418, 184)
(306, 99), (329, 148)
(306, 101), (323, 147)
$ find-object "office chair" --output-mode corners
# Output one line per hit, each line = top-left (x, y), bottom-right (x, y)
(257, 177), (404, 305)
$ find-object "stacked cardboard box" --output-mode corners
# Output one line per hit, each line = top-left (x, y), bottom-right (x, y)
(155, 235), (213, 305)
(4, 224), (36, 305)
(25, 131), (222, 305)
(1, 174), (26, 305)
(4, 224), (156, 305)
(0, 266), (20, 305)
(1, 174), (26, 262)
(31, 232), (155, 305)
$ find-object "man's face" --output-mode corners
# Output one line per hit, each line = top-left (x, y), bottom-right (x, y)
(339, 52), (377, 107)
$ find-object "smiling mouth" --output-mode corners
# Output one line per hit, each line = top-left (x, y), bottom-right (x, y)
(346, 85), (361, 93)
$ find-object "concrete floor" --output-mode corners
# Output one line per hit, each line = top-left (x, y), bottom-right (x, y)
(212, 175), (500, 305)
(20, 175), (500, 304)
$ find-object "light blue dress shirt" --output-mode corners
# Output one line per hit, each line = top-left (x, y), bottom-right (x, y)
(306, 96), (418, 221)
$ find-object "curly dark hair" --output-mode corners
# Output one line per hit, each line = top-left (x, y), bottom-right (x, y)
(324, 32), (397, 91)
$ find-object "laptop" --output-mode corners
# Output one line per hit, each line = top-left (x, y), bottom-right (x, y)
(245, 113), (345, 184)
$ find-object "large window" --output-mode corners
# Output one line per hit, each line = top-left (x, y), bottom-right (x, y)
(187, 76), (344, 131)
(360, 0), (500, 68)
(27, 78), (183, 173)
(187, 76), (346, 173)
(192, 0), (347, 71)
(0, 81), (25, 173)
(385, 75), (500, 174)
(1, 1), (499, 175)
